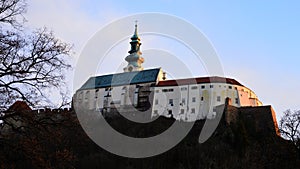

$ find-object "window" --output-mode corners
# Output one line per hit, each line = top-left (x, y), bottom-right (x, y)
(162, 88), (174, 92)
(153, 110), (158, 115)
(95, 89), (99, 98)
(201, 97), (204, 101)
(182, 98), (186, 104)
(201, 85), (205, 89)
(235, 87), (238, 90)
(217, 96), (221, 102)
(235, 98), (239, 104)
(155, 99), (158, 105)
(105, 87), (112, 91)
(181, 87), (187, 91)
(191, 108), (195, 114)
(180, 109), (184, 114)
(192, 97), (196, 102)
(168, 110), (172, 115)
(169, 99), (173, 105)
(228, 86), (232, 89)
(210, 85), (214, 88)
(191, 86), (198, 90)
(155, 90), (159, 93)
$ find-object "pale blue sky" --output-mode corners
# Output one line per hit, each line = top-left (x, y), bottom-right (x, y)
(26, 0), (300, 119)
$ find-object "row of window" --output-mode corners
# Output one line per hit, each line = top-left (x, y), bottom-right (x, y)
(158, 85), (238, 93)
(154, 96), (239, 105)
(153, 108), (196, 116)
(154, 108), (191, 116)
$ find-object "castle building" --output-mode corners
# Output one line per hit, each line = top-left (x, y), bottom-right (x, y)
(73, 24), (263, 122)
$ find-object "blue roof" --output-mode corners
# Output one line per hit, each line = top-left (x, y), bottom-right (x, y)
(79, 68), (160, 90)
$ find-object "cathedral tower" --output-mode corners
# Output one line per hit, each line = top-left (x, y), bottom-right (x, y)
(123, 22), (144, 72)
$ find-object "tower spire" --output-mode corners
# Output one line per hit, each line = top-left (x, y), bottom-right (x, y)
(133, 20), (138, 38)
(128, 20), (141, 54)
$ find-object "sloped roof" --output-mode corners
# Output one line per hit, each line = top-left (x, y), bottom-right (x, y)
(79, 68), (161, 90)
(8, 101), (31, 111)
(157, 76), (243, 87)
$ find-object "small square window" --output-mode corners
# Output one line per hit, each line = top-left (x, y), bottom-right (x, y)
(217, 96), (221, 102)
(168, 110), (172, 115)
(210, 85), (214, 88)
(169, 99), (173, 105)
(192, 97), (196, 102)
(235, 98), (239, 104)
(162, 89), (168, 92)
(191, 108), (195, 114)
(182, 98), (186, 104)
(191, 86), (198, 90)
(201, 85), (205, 89)
(181, 87), (187, 91)
(228, 86), (232, 89)
(201, 97), (204, 101)
(180, 109), (184, 114)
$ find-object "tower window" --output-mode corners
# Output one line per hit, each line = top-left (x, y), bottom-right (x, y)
(201, 85), (205, 89)
(217, 96), (221, 102)
(228, 86), (232, 89)
(201, 97), (204, 101)
(235, 98), (239, 104)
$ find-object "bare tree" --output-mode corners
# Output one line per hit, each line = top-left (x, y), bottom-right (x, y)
(0, 0), (26, 28)
(279, 109), (300, 149)
(0, 0), (72, 112)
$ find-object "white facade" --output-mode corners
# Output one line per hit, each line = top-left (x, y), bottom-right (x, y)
(151, 82), (262, 122)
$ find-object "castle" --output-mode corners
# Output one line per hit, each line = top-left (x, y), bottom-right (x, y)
(73, 23), (265, 122)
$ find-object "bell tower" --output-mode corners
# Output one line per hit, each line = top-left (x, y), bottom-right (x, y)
(123, 21), (144, 72)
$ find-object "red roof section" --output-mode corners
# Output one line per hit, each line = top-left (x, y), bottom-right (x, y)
(157, 76), (243, 87)
(8, 101), (32, 111)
